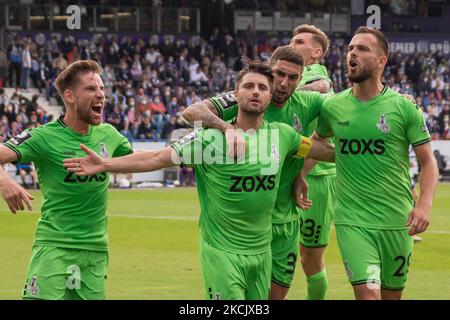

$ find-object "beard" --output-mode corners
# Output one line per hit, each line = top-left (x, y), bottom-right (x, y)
(271, 89), (291, 105)
(239, 102), (267, 116)
(348, 66), (373, 83)
(77, 106), (102, 125)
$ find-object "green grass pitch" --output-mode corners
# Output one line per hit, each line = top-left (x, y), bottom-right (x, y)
(0, 184), (449, 299)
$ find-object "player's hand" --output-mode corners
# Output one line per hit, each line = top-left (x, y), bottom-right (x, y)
(406, 206), (430, 235)
(0, 175), (34, 214)
(225, 128), (246, 160)
(402, 93), (416, 104)
(294, 174), (312, 210)
(63, 144), (106, 176)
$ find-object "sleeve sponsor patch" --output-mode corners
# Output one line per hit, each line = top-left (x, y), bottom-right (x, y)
(176, 129), (200, 147)
(7, 131), (33, 146)
(214, 91), (236, 109)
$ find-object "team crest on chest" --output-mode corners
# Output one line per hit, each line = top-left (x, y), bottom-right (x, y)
(293, 114), (302, 132)
(270, 144), (280, 163)
(99, 143), (110, 158)
(376, 113), (390, 133)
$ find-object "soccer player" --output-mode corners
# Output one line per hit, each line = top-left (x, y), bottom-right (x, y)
(182, 46), (327, 299)
(63, 59), (335, 300)
(289, 24), (335, 300)
(0, 60), (133, 299)
(313, 27), (438, 300)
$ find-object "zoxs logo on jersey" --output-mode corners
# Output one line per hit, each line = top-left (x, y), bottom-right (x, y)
(64, 172), (107, 183)
(229, 175), (276, 192)
(339, 139), (385, 155)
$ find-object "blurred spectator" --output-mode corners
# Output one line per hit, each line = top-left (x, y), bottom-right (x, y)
(21, 43), (32, 90)
(7, 37), (22, 87)
(137, 114), (154, 140)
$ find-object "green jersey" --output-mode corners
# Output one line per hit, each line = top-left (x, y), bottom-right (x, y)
(299, 63), (336, 176)
(298, 63), (333, 90)
(4, 117), (133, 251)
(172, 120), (306, 254)
(210, 91), (324, 223)
(316, 86), (431, 229)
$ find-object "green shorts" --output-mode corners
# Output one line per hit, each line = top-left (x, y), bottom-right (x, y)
(200, 238), (271, 300)
(300, 174), (335, 248)
(271, 220), (299, 288)
(336, 225), (414, 290)
(22, 245), (108, 300)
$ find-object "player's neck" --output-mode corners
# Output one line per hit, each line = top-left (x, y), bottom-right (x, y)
(305, 59), (319, 66)
(235, 111), (264, 131)
(352, 79), (385, 102)
(63, 111), (90, 135)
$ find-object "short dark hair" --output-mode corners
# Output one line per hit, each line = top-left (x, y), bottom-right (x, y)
(353, 26), (390, 57)
(235, 56), (274, 91)
(55, 60), (102, 97)
(269, 45), (304, 67)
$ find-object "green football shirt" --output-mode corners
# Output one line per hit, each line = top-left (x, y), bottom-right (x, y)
(298, 63), (336, 176)
(4, 117), (133, 251)
(210, 91), (324, 224)
(316, 86), (431, 229)
(298, 63), (333, 89)
(172, 120), (305, 254)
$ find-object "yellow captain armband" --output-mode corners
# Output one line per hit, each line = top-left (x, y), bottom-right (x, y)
(295, 136), (313, 158)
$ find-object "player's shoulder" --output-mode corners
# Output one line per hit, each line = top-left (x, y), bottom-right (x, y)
(26, 118), (62, 136)
(383, 87), (420, 112)
(322, 88), (351, 107)
(292, 89), (323, 101)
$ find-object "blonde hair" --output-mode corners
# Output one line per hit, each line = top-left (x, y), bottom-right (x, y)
(292, 24), (330, 59)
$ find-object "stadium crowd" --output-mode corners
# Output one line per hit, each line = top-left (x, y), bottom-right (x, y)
(0, 31), (449, 144)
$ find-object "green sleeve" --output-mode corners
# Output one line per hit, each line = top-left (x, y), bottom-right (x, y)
(406, 102), (432, 147)
(209, 91), (238, 121)
(316, 103), (334, 138)
(111, 128), (133, 157)
(299, 64), (331, 86)
(305, 91), (325, 125)
(4, 129), (44, 163)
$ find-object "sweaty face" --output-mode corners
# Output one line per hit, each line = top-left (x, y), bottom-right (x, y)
(71, 72), (105, 125)
(347, 33), (384, 83)
(235, 72), (272, 115)
(271, 60), (302, 106)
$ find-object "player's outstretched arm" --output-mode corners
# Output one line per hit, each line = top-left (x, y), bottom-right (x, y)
(308, 133), (335, 162)
(64, 144), (178, 175)
(406, 143), (439, 235)
(0, 145), (34, 213)
(297, 79), (330, 93)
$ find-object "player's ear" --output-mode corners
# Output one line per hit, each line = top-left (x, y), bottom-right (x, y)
(312, 47), (323, 61)
(234, 89), (238, 103)
(64, 89), (74, 104)
(378, 55), (388, 69)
